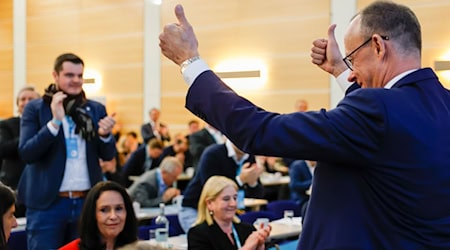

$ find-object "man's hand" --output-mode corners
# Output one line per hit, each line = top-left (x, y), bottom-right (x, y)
(50, 91), (66, 121)
(159, 4), (200, 65)
(239, 162), (264, 186)
(311, 24), (347, 77)
(162, 188), (181, 203)
(98, 112), (116, 137)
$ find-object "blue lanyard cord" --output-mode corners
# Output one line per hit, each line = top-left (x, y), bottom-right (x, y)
(231, 224), (242, 249)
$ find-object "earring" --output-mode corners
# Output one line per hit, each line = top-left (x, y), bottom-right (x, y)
(209, 210), (214, 215)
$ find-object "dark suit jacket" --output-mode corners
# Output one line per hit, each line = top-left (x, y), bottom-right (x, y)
(18, 98), (116, 210)
(121, 145), (161, 187)
(127, 169), (164, 207)
(0, 117), (24, 189)
(188, 128), (216, 170)
(185, 68), (450, 249)
(141, 122), (170, 143)
(188, 221), (255, 250)
(182, 143), (263, 209)
(288, 160), (312, 206)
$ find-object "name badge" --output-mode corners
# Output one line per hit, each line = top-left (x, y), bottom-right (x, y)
(66, 138), (78, 159)
(237, 189), (245, 210)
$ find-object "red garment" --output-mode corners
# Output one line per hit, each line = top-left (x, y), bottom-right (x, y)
(59, 239), (80, 250)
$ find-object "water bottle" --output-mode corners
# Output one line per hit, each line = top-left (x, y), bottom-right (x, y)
(155, 203), (169, 242)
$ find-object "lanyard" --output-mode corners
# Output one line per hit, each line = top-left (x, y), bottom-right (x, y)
(231, 224), (242, 249)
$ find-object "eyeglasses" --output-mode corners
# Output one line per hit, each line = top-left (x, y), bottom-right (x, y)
(342, 35), (389, 71)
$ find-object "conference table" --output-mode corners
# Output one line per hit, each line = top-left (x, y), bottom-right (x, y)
(136, 198), (268, 221)
(142, 217), (302, 250)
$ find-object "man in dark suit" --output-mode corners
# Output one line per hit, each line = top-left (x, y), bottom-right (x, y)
(18, 53), (117, 250)
(121, 138), (164, 187)
(0, 86), (39, 190)
(141, 107), (171, 144)
(0, 86), (40, 218)
(178, 140), (264, 232)
(289, 160), (315, 217)
(159, 2), (450, 249)
(127, 156), (182, 207)
(188, 123), (223, 171)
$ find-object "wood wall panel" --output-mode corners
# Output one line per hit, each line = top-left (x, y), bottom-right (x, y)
(0, 0), (13, 119)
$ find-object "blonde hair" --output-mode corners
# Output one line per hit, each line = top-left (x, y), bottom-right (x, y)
(195, 176), (241, 226)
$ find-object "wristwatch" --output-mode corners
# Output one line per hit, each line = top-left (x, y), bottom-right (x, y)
(180, 56), (200, 73)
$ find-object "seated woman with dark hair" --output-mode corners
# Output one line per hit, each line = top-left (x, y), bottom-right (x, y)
(0, 183), (18, 250)
(60, 181), (149, 250)
(188, 176), (271, 250)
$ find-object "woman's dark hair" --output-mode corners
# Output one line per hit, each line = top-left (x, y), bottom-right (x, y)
(0, 184), (16, 250)
(78, 181), (137, 250)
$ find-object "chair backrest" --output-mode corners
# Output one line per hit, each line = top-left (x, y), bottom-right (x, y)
(138, 224), (160, 240)
(266, 200), (301, 219)
(151, 214), (185, 237)
(238, 210), (277, 224)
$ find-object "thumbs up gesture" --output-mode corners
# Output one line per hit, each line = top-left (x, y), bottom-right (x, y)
(310, 24), (348, 77)
(159, 5), (200, 65)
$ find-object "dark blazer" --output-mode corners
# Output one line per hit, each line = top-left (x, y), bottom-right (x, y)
(18, 98), (116, 210)
(188, 221), (255, 250)
(0, 117), (24, 189)
(121, 145), (161, 187)
(185, 68), (450, 249)
(182, 143), (264, 209)
(188, 128), (216, 170)
(127, 169), (164, 207)
(141, 122), (170, 144)
(288, 160), (312, 206)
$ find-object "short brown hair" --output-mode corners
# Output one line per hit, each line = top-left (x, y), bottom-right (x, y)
(54, 53), (84, 73)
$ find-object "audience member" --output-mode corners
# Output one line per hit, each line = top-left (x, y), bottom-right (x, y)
(0, 86), (40, 218)
(59, 181), (145, 250)
(0, 183), (18, 250)
(121, 138), (164, 187)
(18, 53), (117, 249)
(294, 99), (308, 112)
(188, 176), (270, 250)
(289, 160), (315, 217)
(0, 86), (40, 191)
(128, 156), (182, 207)
(178, 139), (264, 232)
(123, 131), (141, 162)
(188, 123), (223, 172)
(141, 108), (170, 144)
(159, 2), (450, 249)
(158, 132), (193, 171)
(100, 158), (122, 184)
(187, 119), (201, 135)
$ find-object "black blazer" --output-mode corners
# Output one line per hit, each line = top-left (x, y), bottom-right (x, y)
(121, 145), (161, 187)
(188, 221), (255, 250)
(0, 117), (24, 189)
(188, 128), (216, 170)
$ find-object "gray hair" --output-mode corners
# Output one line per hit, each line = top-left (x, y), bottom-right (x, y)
(159, 156), (182, 173)
(359, 1), (421, 54)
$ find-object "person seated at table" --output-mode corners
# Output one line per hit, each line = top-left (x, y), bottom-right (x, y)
(179, 139), (264, 233)
(59, 181), (151, 250)
(128, 156), (183, 207)
(188, 176), (270, 250)
(121, 138), (164, 187)
(0, 183), (18, 250)
(289, 160), (316, 217)
(158, 132), (193, 171)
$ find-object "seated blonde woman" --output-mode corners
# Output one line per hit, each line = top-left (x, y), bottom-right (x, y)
(188, 176), (270, 250)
